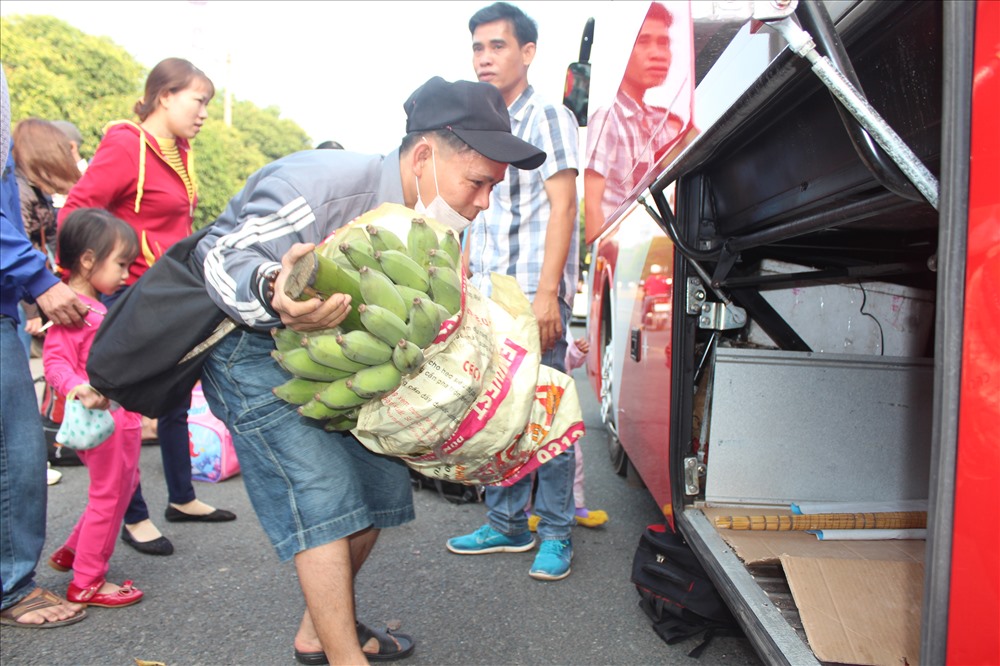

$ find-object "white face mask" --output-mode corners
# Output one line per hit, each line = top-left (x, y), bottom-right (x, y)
(414, 145), (473, 233)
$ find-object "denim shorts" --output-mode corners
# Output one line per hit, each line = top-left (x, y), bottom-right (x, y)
(200, 328), (415, 561)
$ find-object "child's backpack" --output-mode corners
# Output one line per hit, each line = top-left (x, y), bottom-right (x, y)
(631, 524), (739, 657)
(187, 383), (240, 483)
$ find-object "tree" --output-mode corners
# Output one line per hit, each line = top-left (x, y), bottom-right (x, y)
(219, 100), (311, 163)
(1, 14), (313, 228)
(192, 119), (268, 229)
(0, 14), (144, 158)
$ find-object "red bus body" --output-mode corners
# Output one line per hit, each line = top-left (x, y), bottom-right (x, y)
(581, 1), (998, 663)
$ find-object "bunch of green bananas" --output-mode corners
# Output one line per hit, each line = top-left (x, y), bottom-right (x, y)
(271, 217), (465, 431)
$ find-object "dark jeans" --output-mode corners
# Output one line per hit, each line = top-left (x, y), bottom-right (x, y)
(103, 286), (198, 525)
(123, 401), (197, 524)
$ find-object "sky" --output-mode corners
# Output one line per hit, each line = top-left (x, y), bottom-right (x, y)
(1, 1), (660, 154)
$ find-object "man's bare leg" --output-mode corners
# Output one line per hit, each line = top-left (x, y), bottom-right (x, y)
(293, 537), (365, 665)
(293, 529), (382, 663)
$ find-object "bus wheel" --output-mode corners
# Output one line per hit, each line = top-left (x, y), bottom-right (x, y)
(600, 337), (628, 476)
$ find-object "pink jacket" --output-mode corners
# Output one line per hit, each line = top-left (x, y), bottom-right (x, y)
(42, 292), (142, 428)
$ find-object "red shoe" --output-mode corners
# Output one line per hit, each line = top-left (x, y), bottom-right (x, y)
(48, 546), (75, 572)
(66, 580), (143, 608)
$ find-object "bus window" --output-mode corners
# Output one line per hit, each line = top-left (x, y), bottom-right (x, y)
(584, 1), (694, 242)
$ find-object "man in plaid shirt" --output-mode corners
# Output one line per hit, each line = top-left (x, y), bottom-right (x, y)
(448, 2), (581, 582)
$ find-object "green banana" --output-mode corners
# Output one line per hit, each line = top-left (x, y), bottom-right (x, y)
(338, 226), (372, 248)
(358, 303), (408, 347)
(282, 250), (364, 331)
(332, 253), (356, 272)
(340, 407), (362, 420)
(432, 300), (452, 323)
(316, 236), (346, 265)
(393, 284), (430, 304)
(298, 399), (347, 420)
(406, 297), (441, 348)
(316, 377), (370, 409)
(427, 265), (462, 315)
(348, 362), (403, 399)
(426, 248), (456, 269)
(271, 327), (304, 354)
(324, 415), (358, 432)
(303, 335), (370, 373)
(336, 330), (393, 365)
(392, 339), (425, 375)
(366, 225), (407, 253)
(407, 217), (440, 262)
(340, 239), (382, 273)
(272, 348), (353, 382)
(375, 249), (430, 292)
(440, 228), (462, 267)
(358, 266), (408, 321)
(273, 377), (331, 405)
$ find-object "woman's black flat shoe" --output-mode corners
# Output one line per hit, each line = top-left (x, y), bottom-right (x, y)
(164, 506), (237, 523)
(120, 526), (174, 555)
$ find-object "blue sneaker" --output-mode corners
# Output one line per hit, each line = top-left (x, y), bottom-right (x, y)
(446, 524), (535, 555)
(529, 539), (573, 580)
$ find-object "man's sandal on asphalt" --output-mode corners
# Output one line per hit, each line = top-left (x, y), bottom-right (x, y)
(0, 587), (87, 628)
(294, 621), (416, 664)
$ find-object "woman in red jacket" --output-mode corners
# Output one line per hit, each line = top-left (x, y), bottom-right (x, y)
(60, 58), (236, 556)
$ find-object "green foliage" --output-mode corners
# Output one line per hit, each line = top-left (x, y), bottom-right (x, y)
(1, 14), (143, 158)
(192, 119), (268, 229)
(1, 14), (313, 229)
(216, 100), (311, 163)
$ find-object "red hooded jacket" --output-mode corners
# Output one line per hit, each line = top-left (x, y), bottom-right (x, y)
(59, 121), (197, 284)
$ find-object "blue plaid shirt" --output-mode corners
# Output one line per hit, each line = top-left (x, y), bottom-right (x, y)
(467, 86), (580, 307)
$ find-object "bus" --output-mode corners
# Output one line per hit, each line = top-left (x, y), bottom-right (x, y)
(571, 1), (998, 664)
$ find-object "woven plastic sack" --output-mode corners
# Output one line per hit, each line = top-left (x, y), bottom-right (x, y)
(346, 204), (585, 486)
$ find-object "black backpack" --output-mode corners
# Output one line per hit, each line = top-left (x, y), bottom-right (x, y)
(631, 524), (739, 657)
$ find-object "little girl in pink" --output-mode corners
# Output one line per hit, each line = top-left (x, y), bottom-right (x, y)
(44, 208), (144, 608)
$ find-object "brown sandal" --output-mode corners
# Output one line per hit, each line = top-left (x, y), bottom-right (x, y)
(0, 587), (88, 628)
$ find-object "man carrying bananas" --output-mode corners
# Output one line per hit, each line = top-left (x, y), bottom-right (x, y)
(191, 77), (545, 665)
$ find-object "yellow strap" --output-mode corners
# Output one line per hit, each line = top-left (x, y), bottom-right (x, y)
(135, 137), (146, 213)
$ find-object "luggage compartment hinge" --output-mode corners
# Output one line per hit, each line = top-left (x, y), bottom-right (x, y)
(684, 455), (706, 496)
(687, 277), (746, 330)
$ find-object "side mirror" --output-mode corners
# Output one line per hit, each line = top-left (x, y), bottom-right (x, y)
(563, 18), (595, 127)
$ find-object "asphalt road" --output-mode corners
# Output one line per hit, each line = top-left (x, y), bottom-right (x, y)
(3, 328), (761, 666)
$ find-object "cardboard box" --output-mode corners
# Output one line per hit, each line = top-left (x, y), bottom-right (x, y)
(782, 556), (923, 665)
(746, 259), (934, 356)
(703, 506), (925, 665)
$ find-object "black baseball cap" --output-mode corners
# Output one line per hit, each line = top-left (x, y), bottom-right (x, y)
(404, 76), (546, 170)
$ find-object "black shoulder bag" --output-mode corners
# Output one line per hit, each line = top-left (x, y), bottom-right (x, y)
(86, 226), (235, 417)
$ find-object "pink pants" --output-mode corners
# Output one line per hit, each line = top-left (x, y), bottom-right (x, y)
(63, 408), (141, 588)
(573, 443), (586, 508)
